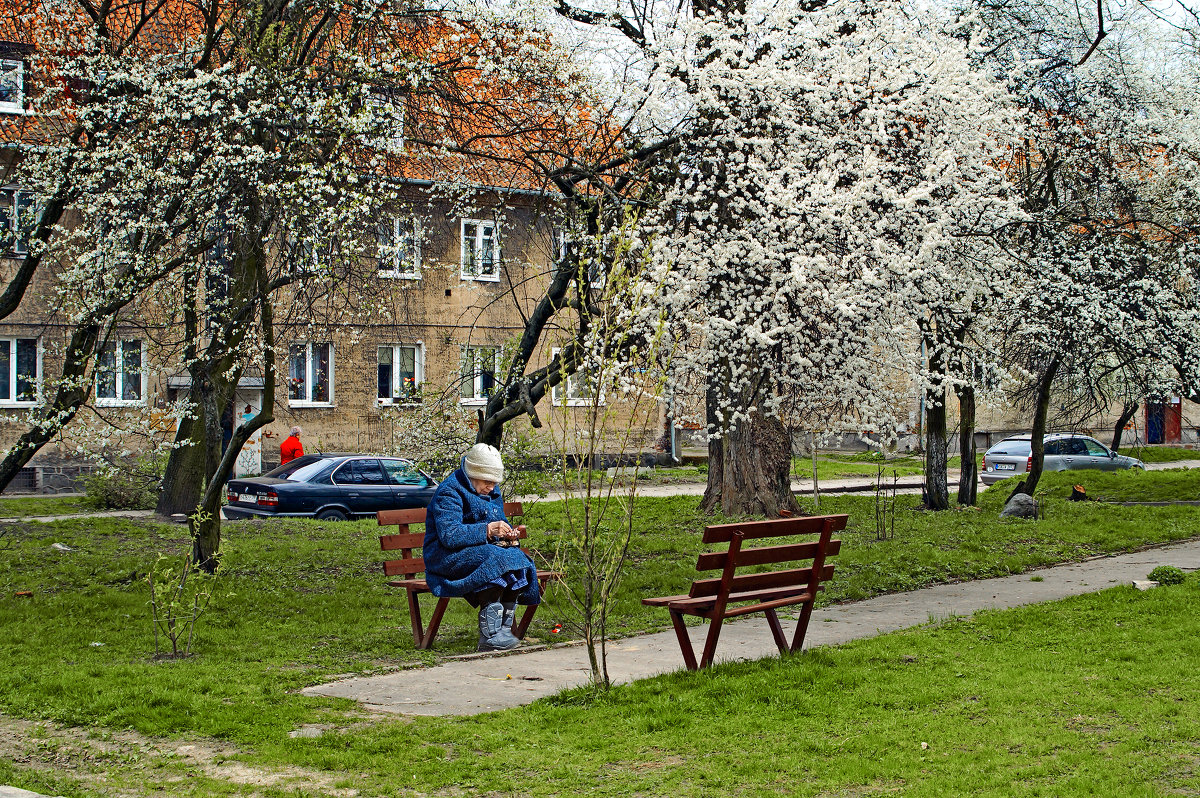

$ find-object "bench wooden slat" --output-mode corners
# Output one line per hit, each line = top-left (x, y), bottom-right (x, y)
(377, 509), (425, 526)
(701, 514), (848, 544)
(383, 558), (426, 576)
(667, 584), (822, 614)
(386, 577), (429, 589)
(380, 532), (425, 550)
(379, 502), (524, 527)
(695, 539), (842, 571)
(642, 593), (689, 607)
(687, 563), (836, 598)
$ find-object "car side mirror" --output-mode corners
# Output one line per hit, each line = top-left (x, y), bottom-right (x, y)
(1109, 451), (1118, 458)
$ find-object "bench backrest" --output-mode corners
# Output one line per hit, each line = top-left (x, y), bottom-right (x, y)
(689, 514), (846, 600)
(378, 502), (525, 579)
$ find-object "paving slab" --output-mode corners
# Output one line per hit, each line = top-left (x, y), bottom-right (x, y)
(0, 787), (65, 798)
(303, 537), (1200, 716)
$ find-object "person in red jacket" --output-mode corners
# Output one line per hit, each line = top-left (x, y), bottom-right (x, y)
(280, 426), (304, 464)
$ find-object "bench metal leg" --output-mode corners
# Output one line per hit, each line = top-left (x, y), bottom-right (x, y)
(669, 610), (699, 671)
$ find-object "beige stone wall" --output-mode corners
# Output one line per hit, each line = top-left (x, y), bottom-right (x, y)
(0, 187), (664, 473)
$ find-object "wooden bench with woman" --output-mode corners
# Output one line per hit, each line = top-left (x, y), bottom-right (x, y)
(379, 443), (557, 651)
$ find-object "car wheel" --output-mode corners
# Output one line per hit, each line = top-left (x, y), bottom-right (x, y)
(315, 508), (349, 522)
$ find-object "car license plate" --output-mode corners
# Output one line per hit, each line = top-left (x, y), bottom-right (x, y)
(241, 493), (257, 502)
(996, 463), (1015, 471)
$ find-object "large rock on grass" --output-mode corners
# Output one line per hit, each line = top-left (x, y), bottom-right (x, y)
(1001, 493), (1039, 519)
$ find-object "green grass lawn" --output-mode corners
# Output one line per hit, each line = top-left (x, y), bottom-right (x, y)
(793, 451), (962, 481)
(3, 578), (1197, 796)
(0, 495), (91, 517)
(0, 467), (1198, 795)
(985, 465), (1200, 504)
(1129, 445), (1200, 463)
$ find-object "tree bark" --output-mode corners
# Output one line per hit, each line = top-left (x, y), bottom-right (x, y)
(955, 384), (978, 506)
(158, 268), (205, 516)
(700, 381), (725, 512)
(701, 403), (799, 517)
(1011, 356), (1062, 499)
(156, 416), (208, 516)
(923, 342), (950, 511)
(189, 262), (276, 573)
(1110, 401), (1139, 451)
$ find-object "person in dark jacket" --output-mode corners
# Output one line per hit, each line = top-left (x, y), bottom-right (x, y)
(423, 443), (539, 651)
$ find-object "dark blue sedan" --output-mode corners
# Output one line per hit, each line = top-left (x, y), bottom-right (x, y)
(223, 453), (438, 521)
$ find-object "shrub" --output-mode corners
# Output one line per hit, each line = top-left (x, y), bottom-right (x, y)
(1147, 565), (1187, 586)
(84, 451), (166, 510)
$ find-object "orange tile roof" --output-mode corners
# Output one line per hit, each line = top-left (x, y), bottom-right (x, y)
(2, 1), (622, 196)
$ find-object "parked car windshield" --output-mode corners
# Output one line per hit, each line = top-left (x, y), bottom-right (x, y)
(333, 459), (390, 485)
(264, 456), (334, 482)
(382, 458), (428, 486)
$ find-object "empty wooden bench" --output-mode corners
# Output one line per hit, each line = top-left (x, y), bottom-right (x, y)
(643, 514), (846, 670)
(378, 503), (558, 650)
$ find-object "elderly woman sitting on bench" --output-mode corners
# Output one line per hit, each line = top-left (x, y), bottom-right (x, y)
(422, 443), (540, 651)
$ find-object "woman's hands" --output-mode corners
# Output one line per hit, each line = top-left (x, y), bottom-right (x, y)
(487, 521), (522, 542)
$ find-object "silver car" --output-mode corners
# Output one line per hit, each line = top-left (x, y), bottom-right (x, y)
(980, 433), (1145, 486)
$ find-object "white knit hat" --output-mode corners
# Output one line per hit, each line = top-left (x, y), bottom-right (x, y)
(463, 443), (504, 483)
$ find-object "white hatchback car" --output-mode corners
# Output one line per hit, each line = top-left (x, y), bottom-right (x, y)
(980, 433), (1145, 486)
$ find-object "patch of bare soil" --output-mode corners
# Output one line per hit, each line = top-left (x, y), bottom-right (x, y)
(0, 714), (359, 797)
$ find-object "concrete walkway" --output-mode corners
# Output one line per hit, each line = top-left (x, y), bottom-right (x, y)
(0, 509), (154, 524)
(303, 536), (1200, 717)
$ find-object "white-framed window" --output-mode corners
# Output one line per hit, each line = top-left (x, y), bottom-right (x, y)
(550, 347), (605, 407)
(459, 345), (498, 404)
(0, 59), (24, 115)
(377, 217), (420, 279)
(0, 187), (34, 254)
(96, 338), (145, 406)
(0, 337), (39, 405)
(377, 343), (423, 405)
(460, 219), (500, 281)
(288, 342), (333, 406)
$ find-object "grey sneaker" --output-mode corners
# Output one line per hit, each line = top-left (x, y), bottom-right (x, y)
(477, 601), (520, 652)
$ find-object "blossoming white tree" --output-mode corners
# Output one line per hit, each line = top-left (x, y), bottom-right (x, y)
(611, 0), (1022, 515)
(965, 0), (1200, 497)
(0, 0), (464, 567)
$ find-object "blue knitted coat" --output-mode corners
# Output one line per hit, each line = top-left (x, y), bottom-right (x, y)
(423, 463), (540, 605)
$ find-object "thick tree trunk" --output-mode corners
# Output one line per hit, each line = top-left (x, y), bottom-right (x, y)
(701, 407), (799, 518)
(956, 384), (978, 506)
(924, 342), (950, 511)
(1011, 357), (1062, 500)
(190, 376), (229, 571)
(185, 237), (274, 573)
(156, 416), (207, 516)
(1110, 401), (1139, 452)
(158, 266), (205, 517)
